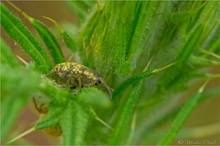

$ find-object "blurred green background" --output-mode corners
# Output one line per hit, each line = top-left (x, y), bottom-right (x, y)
(1, 1), (219, 145)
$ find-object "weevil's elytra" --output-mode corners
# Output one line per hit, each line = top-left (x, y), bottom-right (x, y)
(46, 62), (113, 99)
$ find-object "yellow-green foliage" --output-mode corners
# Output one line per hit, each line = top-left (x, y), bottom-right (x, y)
(1, 1), (219, 145)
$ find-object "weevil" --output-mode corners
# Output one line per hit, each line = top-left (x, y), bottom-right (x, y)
(33, 98), (62, 136)
(46, 62), (113, 99)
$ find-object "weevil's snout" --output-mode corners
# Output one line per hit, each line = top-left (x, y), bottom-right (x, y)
(106, 89), (112, 100)
(100, 78), (113, 100)
(109, 90), (113, 100)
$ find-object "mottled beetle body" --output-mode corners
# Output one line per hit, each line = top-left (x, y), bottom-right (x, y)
(47, 62), (112, 99)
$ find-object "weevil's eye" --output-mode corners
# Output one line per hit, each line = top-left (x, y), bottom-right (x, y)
(70, 86), (76, 90)
(96, 78), (102, 85)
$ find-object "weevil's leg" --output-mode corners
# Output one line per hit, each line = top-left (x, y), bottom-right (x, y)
(60, 74), (73, 88)
(73, 76), (83, 95)
(77, 76), (83, 92)
(64, 74), (78, 93)
(67, 74), (82, 89)
(32, 98), (48, 114)
(63, 77), (71, 88)
(65, 74), (77, 88)
(33, 97), (40, 112)
(69, 79), (78, 91)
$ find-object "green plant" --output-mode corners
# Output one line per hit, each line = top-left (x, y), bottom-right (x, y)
(1, 1), (219, 145)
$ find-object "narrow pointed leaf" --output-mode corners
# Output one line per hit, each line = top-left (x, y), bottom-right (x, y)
(177, 25), (204, 63)
(110, 82), (142, 144)
(159, 24), (204, 90)
(43, 16), (77, 53)
(66, 1), (88, 21)
(0, 3), (52, 73)
(7, 1), (65, 64)
(114, 62), (175, 97)
(30, 20), (65, 64)
(158, 80), (209, 145)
